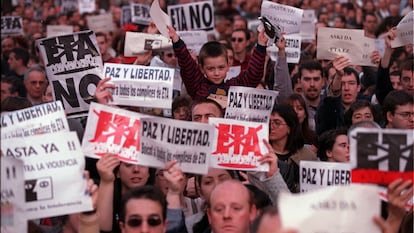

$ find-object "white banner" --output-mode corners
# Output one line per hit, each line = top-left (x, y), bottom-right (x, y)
(78, 0), (95, 14)
(209, 117), (269, 172)
(261, 1), (303, 34)
(82, 103), (144, 163)
(103, 62), (174, 108)
(36, 31), (103, 117)
(225, 86), (277, 124)
(279, 184), (380, 233)
(167, 0), (214, 31)
(1, 157), (26, 233)
(317, 27), (376, 66)
(61, 0), (77, 13)
(1, 101), (69, 139)
(1, 132), (93, 219)
(391, 11), (414, 48)
(150, 0), (172, 38)
(124, 31), (172, 56)
(1, 16), (23, 36)
(140, 116), (213, 174)
(300, 9), (316, 41)
(267, 34), (301, 64)
(177, 30), (208, 55)
(131, 3), (151, 25)
(300, 161), (351, 192)
(86, 13), (114, 33)
(46, 25), (74, 38)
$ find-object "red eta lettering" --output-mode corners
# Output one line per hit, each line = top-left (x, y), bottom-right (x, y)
(213, 124), (263, 156)
(89, 110), (140, 149)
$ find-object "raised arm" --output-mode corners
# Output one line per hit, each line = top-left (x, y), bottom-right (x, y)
(273, 34), (293, 102)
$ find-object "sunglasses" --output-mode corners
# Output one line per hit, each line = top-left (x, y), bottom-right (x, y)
(231, 37), (244, 43)
(126, 216), (163, 227)
(165, 53), (175, 58)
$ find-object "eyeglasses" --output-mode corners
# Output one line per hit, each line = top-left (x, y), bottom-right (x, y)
(165, 53), (175, 58)
(394, 112), (414, 119)
(231, 37), (244, 43)
(126, 216), (163, 227)
(270, 120), (287, 127)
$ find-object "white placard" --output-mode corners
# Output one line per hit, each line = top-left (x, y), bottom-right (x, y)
(279, 184), (380, 233)
(131, 3), (151, 25)
(1, 132), (93, 219)
(1, 16), (23, 35)
(1, 157), (26, 233)
(82, 103), (144, 163)
(139, 116), (213, 174)
(317, 27), (376, 66)
(86, 13), (114, 33)
(391, 11), (413, 48)
(225, 86), (277, 124)
(177, 30), (208, 55)
(150, 0), (172, 38)
(1, 101), (69, 139)
(36, 31), (103, 117)
(167, 1), (215, 31)
(124, 31), (172, 56)
(261, 1), (303, 34)
(103, 62), (174, 109)
(300, 9), (316, 41)
(224, 66), (241, 82)
(46, 25), (74, 38)
(300, 161), (351, 192)
(208, 117), (270, 172)
(78, 0), (95, 14)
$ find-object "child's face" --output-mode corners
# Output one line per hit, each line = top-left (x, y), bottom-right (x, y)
(201, 55), (229, 84)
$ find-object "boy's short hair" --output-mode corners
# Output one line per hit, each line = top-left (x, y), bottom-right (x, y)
(198, 41), (228, 66)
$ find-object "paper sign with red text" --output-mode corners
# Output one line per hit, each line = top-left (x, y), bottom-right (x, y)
(208, 117), (269, 171)
(82, 103), (145, 163)
(139, 116), (213, 174)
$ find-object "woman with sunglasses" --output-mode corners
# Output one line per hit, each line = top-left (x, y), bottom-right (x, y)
(268, 104), (318, 193)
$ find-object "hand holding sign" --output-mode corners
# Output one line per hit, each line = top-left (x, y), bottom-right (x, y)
(164, 160), (186, 195)
(167, 25), (180, 43)
(332, 55), (351, 77)
(95, 77), (115, 105)
(370, 50), (381, 65)
(387, 179), (413, 219)
(384, 27), (397, 48)
(96, 153), (120, 184)
(258, 139), (279, 178)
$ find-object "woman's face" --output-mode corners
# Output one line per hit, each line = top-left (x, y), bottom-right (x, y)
(326, 135), (349, 162)
(352, 106), (374, 124)
(269, 113), (290, 142)
(291, 100), (306, 124)
(118, 162), (150, 189)
(198, 168), (232, 200)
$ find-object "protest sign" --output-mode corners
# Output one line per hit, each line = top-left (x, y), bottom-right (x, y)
(150, 0), (172, 38)
(168, 0), (214, 31)
(121, 5), (132, 26)
(37, 30), (103, 117)
(1, 157), (26, 233)
(266, 35), (301, 64)
(61, 0), (77, 13)
(140, 116), (213, 174)
(82, 102), (144, 163)
(225, 86), (277, 124)
(317, 27), (376, 66)
(391, 11), (414, 48)
(86, 13), (114, 33)
(349, 127), (413, 185)
(131, 3), (151, 25)
(224, 66), (241, 82)
(103, 62), (174, 108)
(46, 25), (74, 38)
(177, 30), (208, 55)
(261, 1), (303, 35)
(300, 9), (316, 41)
(1, 16), (23, 36)
(78, 0), (96, 14)
(300, 161), (351, 192)
(1, 132), (93, 219)
(124, 31), (172, 56)
(209, 117), (269, 171)
(1, 101), (69, 139)
(279, 184), (380, 233)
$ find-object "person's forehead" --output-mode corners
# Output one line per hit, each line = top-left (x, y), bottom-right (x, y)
(341, 74), (358, 82)
(192, 103), (221, 116)
(301, 69), (321, 77)
(395, 104), (414, 111)
(27, 71), (46, 80)
(203, 56), (227, 67)
(232, 31), (246, 38)
(210, 181), (249, 203)
(126, 198), (163, 215)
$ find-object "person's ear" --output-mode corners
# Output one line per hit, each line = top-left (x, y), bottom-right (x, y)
(386, 111), (393, 125)
(249, 205), (257, 222)
(326, 150), (333, 159)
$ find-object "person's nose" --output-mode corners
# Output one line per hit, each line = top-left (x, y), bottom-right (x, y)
(223, 207), (231, 219)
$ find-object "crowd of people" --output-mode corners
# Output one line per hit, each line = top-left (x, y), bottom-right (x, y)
(1, 0), (413, 233)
